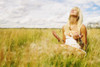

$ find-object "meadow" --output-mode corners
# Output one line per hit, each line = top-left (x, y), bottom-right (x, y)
(0, 28), (100, 67)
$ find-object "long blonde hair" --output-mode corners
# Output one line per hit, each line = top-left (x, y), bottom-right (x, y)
(64, 7), (83, 36)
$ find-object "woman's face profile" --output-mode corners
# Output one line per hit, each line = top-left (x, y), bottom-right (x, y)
(70, 8), (79, 16)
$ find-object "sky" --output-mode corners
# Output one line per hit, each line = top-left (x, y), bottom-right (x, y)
(0, 0), (100, 28)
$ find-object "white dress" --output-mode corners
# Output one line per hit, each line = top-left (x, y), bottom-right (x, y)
(65, 36), (81, 49)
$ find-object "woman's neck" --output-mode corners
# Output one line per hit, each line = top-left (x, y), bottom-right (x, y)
(70, 16), (78, 25)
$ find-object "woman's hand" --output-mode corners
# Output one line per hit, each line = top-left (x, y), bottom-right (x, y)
(52, 31), (64, 43)
(52, 31), (61, 42)
(72, 32), (83, 39)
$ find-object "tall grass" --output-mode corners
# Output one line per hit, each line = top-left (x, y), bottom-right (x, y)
(0, 28), (100, 67)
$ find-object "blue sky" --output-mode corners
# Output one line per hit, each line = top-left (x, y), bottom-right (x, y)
(85, 2), (100, 11)
(0, 0), (100, 28)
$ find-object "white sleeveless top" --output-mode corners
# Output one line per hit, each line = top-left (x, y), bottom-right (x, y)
(64, 24), (83, 49)
(63, 24), (87, 56)
(65, 36), (81, 49)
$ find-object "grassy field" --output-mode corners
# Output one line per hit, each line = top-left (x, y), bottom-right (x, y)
(0, 28), (100, 67)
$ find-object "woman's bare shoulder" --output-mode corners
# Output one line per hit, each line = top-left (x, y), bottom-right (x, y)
(62, 25), (65, 30)
(80, 24), (87, 33)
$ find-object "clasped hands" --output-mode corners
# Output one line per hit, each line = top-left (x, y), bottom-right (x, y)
(69, 31), (83, 39)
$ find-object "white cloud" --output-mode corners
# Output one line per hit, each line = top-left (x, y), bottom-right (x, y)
(0, 0), (100, 28)
(92, 0), (100, 6)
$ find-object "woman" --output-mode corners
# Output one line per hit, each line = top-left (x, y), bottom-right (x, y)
(53, 7), (87, 50)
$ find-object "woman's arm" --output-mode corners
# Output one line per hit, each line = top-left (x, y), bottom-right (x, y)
(80, 24), (87, 50)
(52, 30), (64, 43)
(52, 31), (61, 42)
(62, 26), (66, 43)
(52, 26), (66, 44)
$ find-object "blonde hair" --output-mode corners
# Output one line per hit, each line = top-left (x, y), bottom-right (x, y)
(64, 7), (83, 36)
